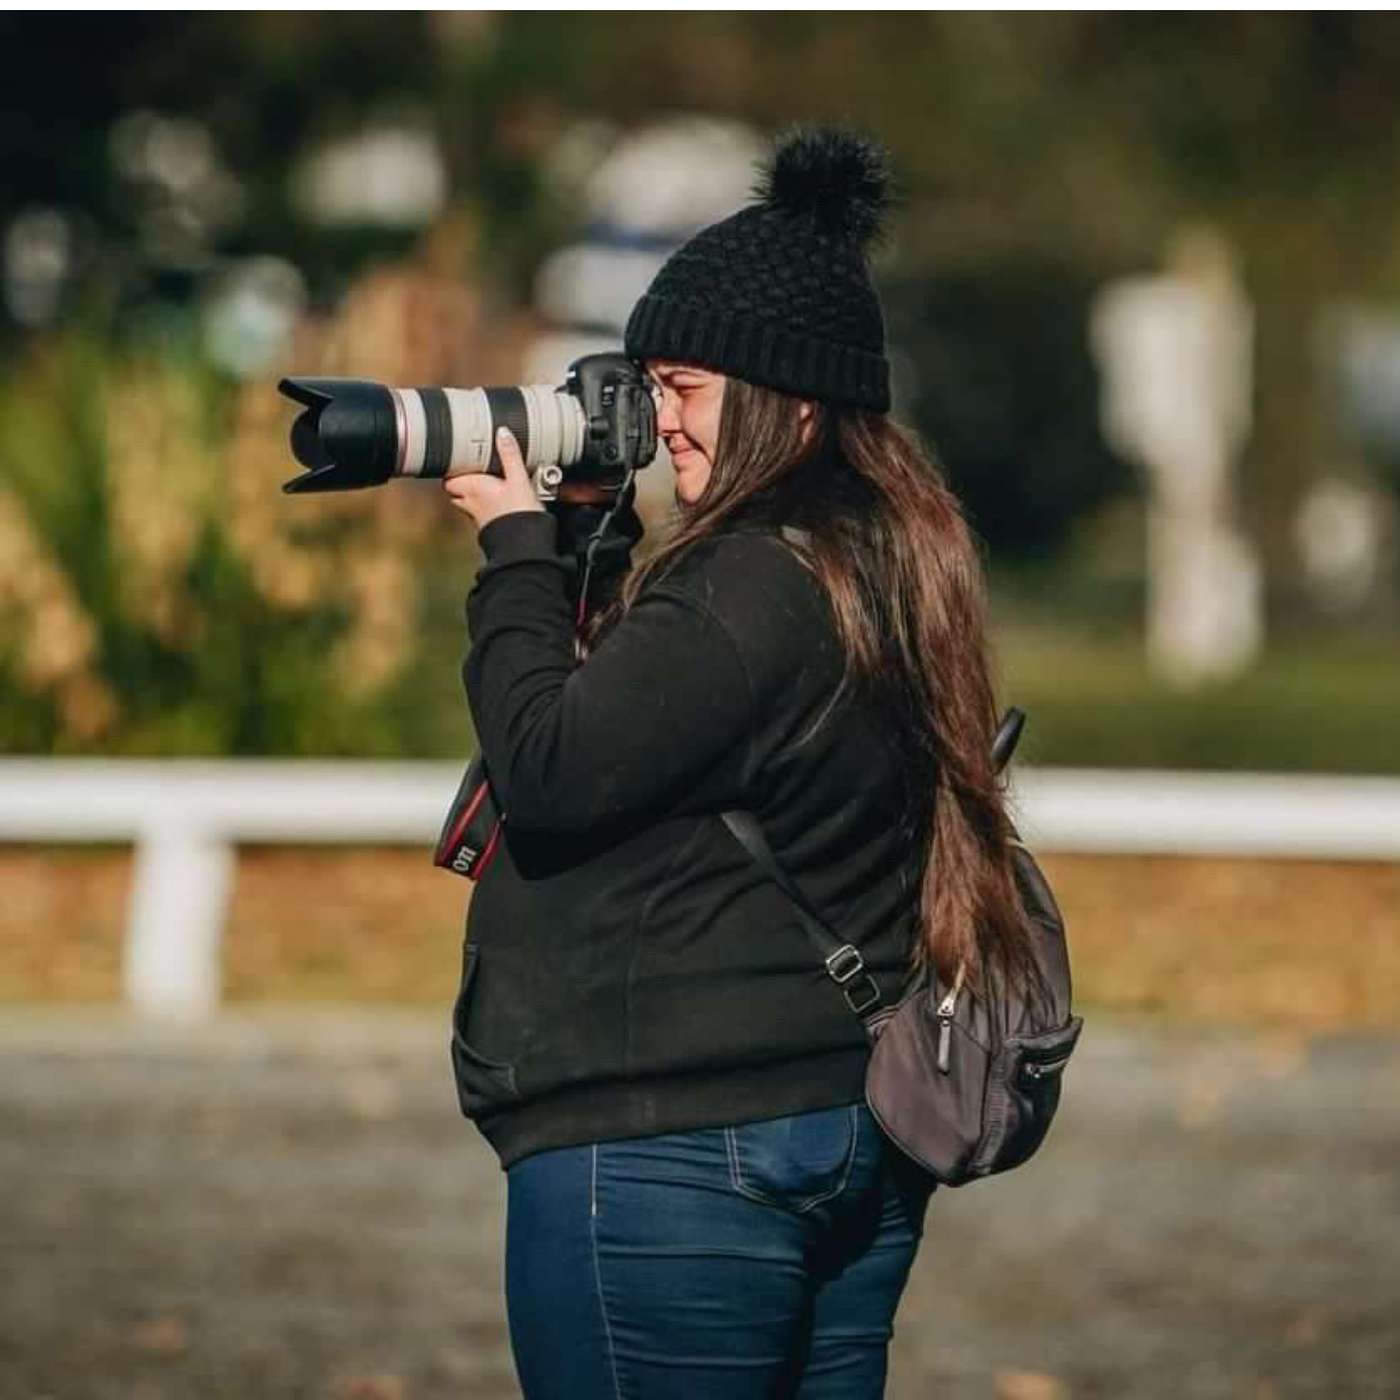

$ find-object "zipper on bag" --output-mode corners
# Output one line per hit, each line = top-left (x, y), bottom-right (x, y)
(1021, 1052), (1073, 1081)
(934, 961), (967, 1074)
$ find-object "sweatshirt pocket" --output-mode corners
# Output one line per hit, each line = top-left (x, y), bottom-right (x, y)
(450, 942), (522, 1119)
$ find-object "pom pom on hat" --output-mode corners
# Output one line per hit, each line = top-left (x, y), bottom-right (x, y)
(752, 124), (896, 248)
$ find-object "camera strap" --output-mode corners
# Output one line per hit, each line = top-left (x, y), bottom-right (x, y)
(574, 466), (639, 638)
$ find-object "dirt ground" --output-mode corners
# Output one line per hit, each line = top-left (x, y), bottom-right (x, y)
(1, 1008), (1396, 1400)
(3, 847), (1399, 1029)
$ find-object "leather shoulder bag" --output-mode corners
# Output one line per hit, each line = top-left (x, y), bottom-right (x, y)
(720, 708), (1083, 1187)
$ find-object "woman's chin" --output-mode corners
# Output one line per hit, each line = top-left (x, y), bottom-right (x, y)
(673, 459), (710, 497)
(674, 475), (702, 507)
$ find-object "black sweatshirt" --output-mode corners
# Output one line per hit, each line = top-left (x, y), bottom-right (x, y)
(454, 506), (922, 1170)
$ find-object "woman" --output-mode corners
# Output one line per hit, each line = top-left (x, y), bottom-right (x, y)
(443, 127), (1040, 1398)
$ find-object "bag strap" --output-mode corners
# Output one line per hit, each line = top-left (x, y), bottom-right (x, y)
(719, 810), (886, 1030)
(720, 707), (1028, 1036)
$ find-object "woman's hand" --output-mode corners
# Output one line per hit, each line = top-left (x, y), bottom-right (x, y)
(443, 427), (545, 530)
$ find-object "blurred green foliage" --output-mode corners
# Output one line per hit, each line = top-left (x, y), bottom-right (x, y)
(0, 324), (476, 757)
(886, 261), (1136, 556)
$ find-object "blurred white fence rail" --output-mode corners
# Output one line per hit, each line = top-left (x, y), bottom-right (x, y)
(2, 760), (1398, 1020)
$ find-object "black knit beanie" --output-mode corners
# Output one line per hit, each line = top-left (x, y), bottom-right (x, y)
(624, 125), (896, 414)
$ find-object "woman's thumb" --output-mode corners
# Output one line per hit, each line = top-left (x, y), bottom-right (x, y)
(495, 426), (526, 478)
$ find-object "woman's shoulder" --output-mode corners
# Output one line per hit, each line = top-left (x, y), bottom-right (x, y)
(655, 524), (819, 612)
(649, 524), (838, 682)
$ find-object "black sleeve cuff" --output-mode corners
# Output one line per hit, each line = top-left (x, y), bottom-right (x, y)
(477, 510), (561, 567)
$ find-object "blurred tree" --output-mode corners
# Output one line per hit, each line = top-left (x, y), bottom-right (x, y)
(884, 261), (1133, 556)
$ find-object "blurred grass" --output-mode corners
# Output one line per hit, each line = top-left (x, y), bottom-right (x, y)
(989, 542), (1400, 773)
(2, 846), (1397, 1030)
(997, 624), (1400, 773)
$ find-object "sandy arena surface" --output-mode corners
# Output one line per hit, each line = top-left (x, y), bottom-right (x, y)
(1, 1008), (1396, 1399)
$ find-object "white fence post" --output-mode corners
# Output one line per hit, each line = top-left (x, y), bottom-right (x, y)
(124, 823), (234, 1019)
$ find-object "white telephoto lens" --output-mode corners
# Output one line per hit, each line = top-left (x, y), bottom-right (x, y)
(390, 385), (586, 478)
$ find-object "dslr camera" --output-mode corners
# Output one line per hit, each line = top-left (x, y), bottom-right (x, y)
(279, 352), (658, 502)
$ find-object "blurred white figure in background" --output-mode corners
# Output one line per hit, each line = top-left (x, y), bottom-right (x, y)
(1294, 476), (1386, 613)
(1308, 304), (1400, 612)
(524, 116), (764, 523)
(1091, 226), (1263, 687)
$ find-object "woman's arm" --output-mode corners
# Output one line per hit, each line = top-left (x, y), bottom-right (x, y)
(463, 511), (755, 834)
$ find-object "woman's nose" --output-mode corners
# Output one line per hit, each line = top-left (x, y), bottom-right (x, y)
(654, 390), (681, 434)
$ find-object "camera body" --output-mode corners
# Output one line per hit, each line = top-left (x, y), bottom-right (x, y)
(279, 352), (658, 501)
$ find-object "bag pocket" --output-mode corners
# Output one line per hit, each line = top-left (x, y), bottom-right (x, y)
(724, 1104), (859, 1213)
(450, 942), (521, 1119)
(970, 1015), (1083, 1176)
(866, 997), (993, 1185)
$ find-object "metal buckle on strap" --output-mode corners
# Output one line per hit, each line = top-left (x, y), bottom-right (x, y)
(843, 974), (882, 1016)
(825, 944), (865, 984)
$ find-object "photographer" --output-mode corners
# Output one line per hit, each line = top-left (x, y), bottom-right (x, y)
(442, 126), (1031, 1397)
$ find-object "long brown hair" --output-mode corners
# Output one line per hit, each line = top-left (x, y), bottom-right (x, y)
(583, 375), (1044, 1005)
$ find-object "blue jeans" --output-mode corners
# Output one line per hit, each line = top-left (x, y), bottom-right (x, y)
(504, 1101), (935, 1398)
